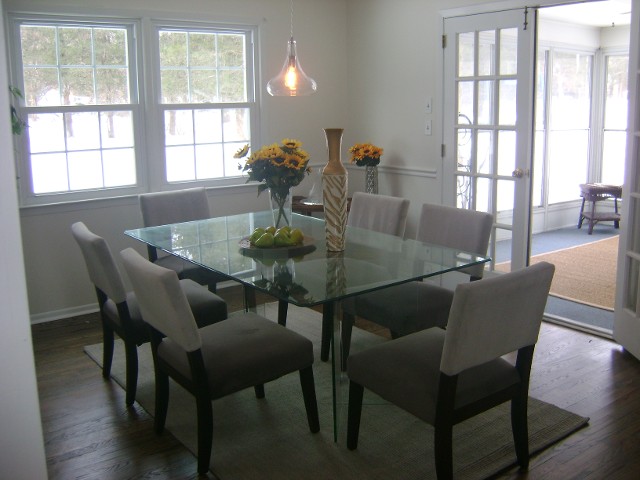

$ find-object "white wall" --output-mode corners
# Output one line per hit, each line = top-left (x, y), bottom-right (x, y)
(0, 2), (48, 478)
(5, 0), (348, 318)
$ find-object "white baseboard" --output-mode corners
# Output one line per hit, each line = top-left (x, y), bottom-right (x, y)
(30, 303), (99, 325)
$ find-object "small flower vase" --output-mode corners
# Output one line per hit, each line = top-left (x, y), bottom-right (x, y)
(322, 128), (348, 252)
(365, 165), (378, 194)
(269, 187), (292, 229)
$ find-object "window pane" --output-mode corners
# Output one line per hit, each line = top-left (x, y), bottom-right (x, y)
(94, 28), (127, 65)
(498, 80), (516, 125)
(21, 25), (57, 65)
(68, 151), (103, 190)
(194, 109), (222, 143)
(222, 108), (250, 142)
(497, 130), (516, 176)
(61, 67), (95, 105)
(602, 130), (627, 185)
(195, 144), (223, 179)
(477, 130), (493, 174)
(458, 32), (475, 77)
(604, 55), (629, 130)
(166, 145), (196, 182)
(550, 51), (592, 129)
(96, 68), (129, 104)
(548, 130), (588, 204)
(28, 113), (65, 153)
(165, 110), (194, 145)
(478, 80), (493, 125)
(458, 81), (475, 123)
(499, 28), (517, 75)
(478, 30), (495, 76)
(103, 149), (136, 187)
(31, 153), (68, 193)
(100, 111), (134, 148)
(59, 27), (92, 65)
(66, 112), (100, 151)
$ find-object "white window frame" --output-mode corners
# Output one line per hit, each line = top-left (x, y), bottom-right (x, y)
(7, 12), (260, 207)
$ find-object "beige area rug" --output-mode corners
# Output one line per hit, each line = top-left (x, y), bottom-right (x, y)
(497, 236), (618, 311)
(84, 304), (588, 480)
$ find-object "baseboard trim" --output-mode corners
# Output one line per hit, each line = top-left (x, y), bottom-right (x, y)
(31, 304), (99, 325)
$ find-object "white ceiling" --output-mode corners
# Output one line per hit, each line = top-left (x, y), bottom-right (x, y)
(539, 0), (632, 27)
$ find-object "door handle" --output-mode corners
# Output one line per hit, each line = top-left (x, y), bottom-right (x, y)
(512, 168), (529, 178)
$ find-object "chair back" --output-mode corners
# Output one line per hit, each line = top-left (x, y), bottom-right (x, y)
(71, 222), (127, 303)
(139, 187), (210, 227)
(347, 192), (409, 237)
(440, 262), (554, 376)
(120, 248), (202, 353)
(417, 203), (493, 278)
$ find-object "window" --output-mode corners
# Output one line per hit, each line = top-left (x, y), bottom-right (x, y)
(157, 26), (252, 183)
(601, 54), (628, 185)
(9, 14), (257, 205)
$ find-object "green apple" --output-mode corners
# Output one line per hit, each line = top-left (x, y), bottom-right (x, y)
(274, 231), (294, 247)
(254, 232), (275, 248)
(289, 228), (304, 245)
(249, 227), (266, 244)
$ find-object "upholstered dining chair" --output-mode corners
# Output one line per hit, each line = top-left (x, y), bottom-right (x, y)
(347, 262), (555, 479)
(139, 187), (228, 293)
(120, 248), (320, 474)
(340, 203), (493, 368)
(317, 192), (410, 361)
(71, 221), (228, 406)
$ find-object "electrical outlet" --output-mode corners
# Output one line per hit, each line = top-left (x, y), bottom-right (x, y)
(425, 119), (432, 136)
(426, 97), (432, 114)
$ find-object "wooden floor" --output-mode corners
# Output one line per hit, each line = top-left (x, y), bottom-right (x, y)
(33, 292), (640, 479)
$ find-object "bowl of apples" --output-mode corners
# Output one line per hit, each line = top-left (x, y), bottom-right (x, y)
(239, 225), (315, 258)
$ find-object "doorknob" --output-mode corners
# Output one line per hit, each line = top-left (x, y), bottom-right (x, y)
(512, 168), (529, 178)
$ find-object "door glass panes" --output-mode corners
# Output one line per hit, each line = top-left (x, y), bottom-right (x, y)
(499, 28), (518, 75)
(497, 179), (515, 221)
(458, 81), (475, 123)
(478, 30), (496, 76)
(497, 130), (516, 176)
(456, 174), (473, 209)
(457, 123), (473, 171)
(478, 81), (493, 124)
(476, 177), (492, 213)
(458, 32), (475, 76)
(477, 130), (493, 174)
(499, 80), (517, 125)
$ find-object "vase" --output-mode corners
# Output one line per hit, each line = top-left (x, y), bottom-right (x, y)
(269, 187), (292, 229)
(322, 128), (348, 252)
(365, 166), (378, 194)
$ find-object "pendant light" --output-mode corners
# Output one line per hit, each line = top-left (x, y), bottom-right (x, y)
(267, 0), (317, 96)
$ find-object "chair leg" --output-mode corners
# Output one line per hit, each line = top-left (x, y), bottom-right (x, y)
(347, 381), (364, 450)
(123, 341), (138, 406)
(320, 303), (334, 362)
(341, 312), (355, 371)
(102, 322), (114, 379)
(154, 367), (170, 434)
(254, 384), (265, 399)
(278, 300), (289, 326)
(195, 394), (214, 475)
(511, 394), (530, 469)
(434, 424), (454, 479)
(244, 285), (257, 312)
(299, 366), (320, 433)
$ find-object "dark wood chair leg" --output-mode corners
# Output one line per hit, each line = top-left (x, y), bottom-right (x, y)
(102, 322), (114, 379)
(434, 424), (454, 480)
(511, 394), (530, 469)
(341, 312), (355, 371)
(347, 381), (364, 450)
(123, 341), (138, 406)
(254, 384), (265, 398)
(278, 300), (289, 326)
(154, 367), (170, 434)
(299, 366), (320, 433)
(577, 197), (586, 228)
(320, 302), (334, 362)
(195, 394), (213, 475)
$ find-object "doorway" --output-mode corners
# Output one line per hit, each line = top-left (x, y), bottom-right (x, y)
(530, 0), (630, 336)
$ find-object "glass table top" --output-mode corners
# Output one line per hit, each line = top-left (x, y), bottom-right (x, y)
(125, 211), (490, 307)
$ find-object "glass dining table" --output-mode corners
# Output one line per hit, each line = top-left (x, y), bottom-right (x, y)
(125, 210), (490, 441)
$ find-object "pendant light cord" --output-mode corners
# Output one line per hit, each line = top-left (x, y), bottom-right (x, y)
(290, 0), (294, 39)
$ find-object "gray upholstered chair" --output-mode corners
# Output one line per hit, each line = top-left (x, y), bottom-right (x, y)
(71, 221), (228, 406)
(347, 262), (555, 479)
(341, 203), (493, 367)
(139, 187), (227, 292)
(318, 192), (410, 362)
(120, 248), (320, 474)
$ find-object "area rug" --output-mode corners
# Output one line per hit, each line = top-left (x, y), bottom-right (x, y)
(84, 304), (588, 480)
(497, 236), (618, 311)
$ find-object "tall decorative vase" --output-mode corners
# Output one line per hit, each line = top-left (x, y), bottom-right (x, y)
(269, 187), (292, 229)
(365, 166), (378, 194)
(322, 128), (348, 252)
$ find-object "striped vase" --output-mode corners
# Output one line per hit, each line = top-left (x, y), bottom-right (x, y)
(322, 128), (348, 252)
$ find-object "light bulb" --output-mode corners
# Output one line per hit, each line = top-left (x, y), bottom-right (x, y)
(267, 37), (317, 96)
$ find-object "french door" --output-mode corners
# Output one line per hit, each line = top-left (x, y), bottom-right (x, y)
(443, 8), (537, 271)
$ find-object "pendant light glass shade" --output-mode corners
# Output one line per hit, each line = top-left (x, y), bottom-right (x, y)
(267, 37), (317, 96)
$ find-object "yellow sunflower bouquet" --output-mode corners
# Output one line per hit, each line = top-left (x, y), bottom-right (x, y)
(236, 139), (311, 227)
(348, 143), (383, 167)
